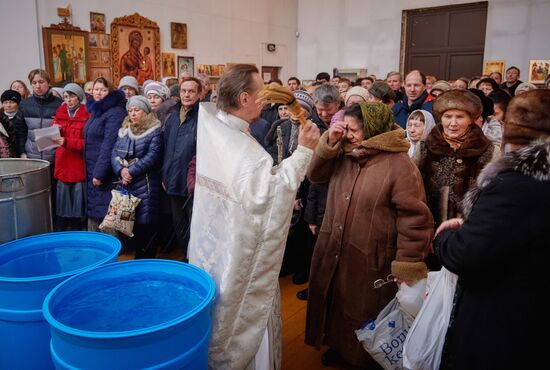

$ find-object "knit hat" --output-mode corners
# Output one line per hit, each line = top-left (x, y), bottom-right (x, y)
(118, 76), (139, 93)
(293, 90), (314, 114)
(467, 88), (494, 121)
(142, 80), (155, 89)
(503, 89), (550, 145)
(51, 87), (65, 98)
(359, 102), (394, 139)
(368, 82), (396, 103)
(126, 95), (151, 113)
(1, 90), (21, 104)
(429, 80), (451, 94)
(344, 86), (369, 105)
(433, 90), (482, 121)
(514, 82), (538, 95)
(144, 82), (168, 100)
(63, 83), (85, 102)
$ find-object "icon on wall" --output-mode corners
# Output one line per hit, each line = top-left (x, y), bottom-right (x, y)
(171, 22), (187, 49)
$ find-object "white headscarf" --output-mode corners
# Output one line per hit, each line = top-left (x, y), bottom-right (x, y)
(406, 109), (436, 157)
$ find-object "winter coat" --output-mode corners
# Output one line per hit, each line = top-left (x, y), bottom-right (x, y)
(305, 126), (433, 368)
(500, 80), (522, 96)
(434, 138), (550, 370)
(304, 183), (327, 227)
(391, 90), (435, 129)
(249, 118), (270, 149)
(414, 124), (498, 227)
(265, 118), (300, 163)
(84, 90), (126, 220)
(112, 113), (163, 225)
(0, 111), (17, 158)
(1, 110), (26, 156)
(161, 102), (199, 197)
(53, 104), (89, 183)
(156, 98), (178, 126)
(19, 91), (63, 162)
(260, 103), (281, 125)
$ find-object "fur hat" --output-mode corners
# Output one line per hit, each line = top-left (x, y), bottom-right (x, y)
(1, 90), (21, 104)
(368, 82), (395, 103)
(433, 89), (482, 121)
(63, 83), (85, 102)
(126, 95), (151, 113)
(344, 86), (369, 105)
(503, 89), (550, 145)
(118, 76), (139, 92)
(293, 90), (314, 114)
(429, 80), (451, 94)
(144, 82), (168, 100)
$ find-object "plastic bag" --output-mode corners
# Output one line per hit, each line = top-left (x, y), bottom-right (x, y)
(395, 278), (427, 318)
(355, 298), (414, 370)
(402, 268), (458, 370)
(99, 189), (141, 237)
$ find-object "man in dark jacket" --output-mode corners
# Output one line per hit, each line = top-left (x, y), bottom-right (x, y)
(162, 77), (202, 260)
(20, 69), (63, 228)
(392, 70), (435, 128)
(499, 66), (522, 96)
(19, 69), (63, 162)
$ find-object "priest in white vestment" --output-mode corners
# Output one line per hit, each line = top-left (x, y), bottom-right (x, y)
(188, 64), (320, 370)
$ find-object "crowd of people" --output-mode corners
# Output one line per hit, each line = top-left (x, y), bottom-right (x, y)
(1, 64), (548, 370)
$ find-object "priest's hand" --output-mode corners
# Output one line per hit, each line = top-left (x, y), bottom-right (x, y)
(298, 120), (320, 150)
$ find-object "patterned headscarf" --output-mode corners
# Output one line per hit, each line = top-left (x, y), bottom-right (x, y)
(359, 102), (394, 139)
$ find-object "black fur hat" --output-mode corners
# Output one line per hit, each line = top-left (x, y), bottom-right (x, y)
(1, 90), (21, 104)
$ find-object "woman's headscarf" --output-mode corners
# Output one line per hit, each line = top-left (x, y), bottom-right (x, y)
(406, 110), (436, 157)
(359, 102), (394, 140)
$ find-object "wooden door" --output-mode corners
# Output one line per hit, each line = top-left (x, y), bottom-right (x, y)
(403, 2), (488, 80)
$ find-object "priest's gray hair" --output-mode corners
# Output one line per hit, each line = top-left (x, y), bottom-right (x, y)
(216, 64), (259, 112)
(312, 84), (340, 105)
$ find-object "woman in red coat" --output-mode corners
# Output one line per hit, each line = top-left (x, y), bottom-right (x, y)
(52, 83), (90, 230)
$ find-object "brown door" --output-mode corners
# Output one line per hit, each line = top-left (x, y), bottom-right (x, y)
(403, 2), (487, 80)
(261, 66), (280, 83)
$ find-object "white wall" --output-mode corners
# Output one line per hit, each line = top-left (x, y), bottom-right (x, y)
(0, 0), (298, 90)
(0, 0), (42, 90)
(297, 0), (550, 80)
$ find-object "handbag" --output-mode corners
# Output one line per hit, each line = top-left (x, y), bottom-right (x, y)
(99, 188), (141, 237)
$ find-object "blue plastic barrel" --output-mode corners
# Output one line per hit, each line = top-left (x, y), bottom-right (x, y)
(0, 232), (121, 370)
(43, 259), (216, 370)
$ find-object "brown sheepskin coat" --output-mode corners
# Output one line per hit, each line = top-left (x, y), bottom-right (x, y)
(305, 125), (434, 368)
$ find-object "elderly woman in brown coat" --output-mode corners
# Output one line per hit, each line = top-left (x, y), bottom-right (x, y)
(414, 90), (500, 228)
(305, 102), (434, 369)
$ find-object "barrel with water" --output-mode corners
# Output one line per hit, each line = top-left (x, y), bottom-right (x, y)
(0, 232), (121, 370)
(0, 158), (52, 244)
(43, 259), (216, 370)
